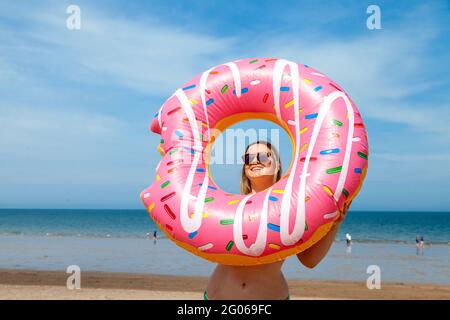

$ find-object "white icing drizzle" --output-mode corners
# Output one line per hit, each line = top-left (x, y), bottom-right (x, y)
(233, 186), (273, 256)
(176, 62), (243, 234)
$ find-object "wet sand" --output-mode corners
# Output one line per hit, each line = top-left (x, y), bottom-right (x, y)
(0, 269), (449, 300)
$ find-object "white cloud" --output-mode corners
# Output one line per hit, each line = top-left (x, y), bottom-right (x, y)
(0, 105), (126, 158)
(0, 2), (237, 96)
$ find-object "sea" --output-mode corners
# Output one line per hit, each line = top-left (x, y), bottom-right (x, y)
(0, 209), (449, 284)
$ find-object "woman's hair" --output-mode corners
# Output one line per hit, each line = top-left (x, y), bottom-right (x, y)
(240, 140), (282, 195)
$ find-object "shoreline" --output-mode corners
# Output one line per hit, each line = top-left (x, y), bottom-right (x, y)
(0, 269), (449, 300)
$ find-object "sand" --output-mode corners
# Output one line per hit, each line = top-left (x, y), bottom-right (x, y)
(0, 269), (449, 300)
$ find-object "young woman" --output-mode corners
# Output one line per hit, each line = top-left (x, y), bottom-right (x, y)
(204, 140), (346, 300)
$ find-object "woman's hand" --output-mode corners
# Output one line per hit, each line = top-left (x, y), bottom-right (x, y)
(296, 201), (350, 268)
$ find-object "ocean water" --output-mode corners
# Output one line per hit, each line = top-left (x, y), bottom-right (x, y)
(0, 209), (448, 244)
(0, 209), (449, 284)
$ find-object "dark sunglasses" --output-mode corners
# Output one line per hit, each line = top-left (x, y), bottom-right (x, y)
(242, 152), (272, 165)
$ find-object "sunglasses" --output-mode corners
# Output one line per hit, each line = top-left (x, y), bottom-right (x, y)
(242, 152), (272, 165)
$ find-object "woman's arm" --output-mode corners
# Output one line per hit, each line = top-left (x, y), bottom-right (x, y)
(296, 202), (349, 268)
(296, 220), (341, 268)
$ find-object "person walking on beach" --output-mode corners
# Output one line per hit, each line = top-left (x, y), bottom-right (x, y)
(419, 236), (424, 248)
(345, 233), (352, 246)
(204, 140), (347, 300)
(153, 230), (158, 244)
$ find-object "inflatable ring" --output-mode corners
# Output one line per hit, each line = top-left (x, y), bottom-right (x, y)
(141, 58), (368, 266)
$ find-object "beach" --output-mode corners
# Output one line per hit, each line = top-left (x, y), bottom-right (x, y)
(1, 209), (449, 300)
(1, 269), (449, 300)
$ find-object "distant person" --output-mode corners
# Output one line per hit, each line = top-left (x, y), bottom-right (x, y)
(419, 236), (424, 248)
(345, 233), (352, 246)
(415, 235), (420, 247)
(145, 232), (151, 240)
(153, 230), (158, 244)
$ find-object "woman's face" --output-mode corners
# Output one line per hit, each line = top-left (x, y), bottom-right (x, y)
(243, 143), (278, 181)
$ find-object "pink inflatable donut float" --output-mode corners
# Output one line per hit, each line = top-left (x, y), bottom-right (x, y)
(141, 57), (368, 266)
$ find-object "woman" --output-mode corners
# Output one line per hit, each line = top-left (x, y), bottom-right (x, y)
(204, 140), (346, 300)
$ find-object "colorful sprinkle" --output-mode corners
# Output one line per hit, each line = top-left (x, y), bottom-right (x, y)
(198, 243), (213, 251)
(322, 185), (334, 197)
(221, 84), (229, 94)
(182, 146), (195, 154)
(160, 180), (170, 188)
(299, 127), (309, 135)
(189, 98), (199, 105)
(233, 87), (249, 94)
(304, 223), (308, 231)
(249, 59), (258, 64)
(175, 130), (184, 138)
(267, 223), (280, 232)
(188, 231), (198, 239)
(156, 174), (160, 181)
(161, 191), (176, 202)
(280, 86), (290, 92)
(284, 100), (294, 108)
(305, 113), (318, 119)
(272, 189), (284, 194)
(256, 64), (266, 70)
(209, 71), (219, 75)
(326, 166), (342, 174)
(196, 168), (205, 172)
(206, 98), (214, 106)
(204, 197), (214, 203)
(323, 211), (339, 219)
(263, 93), (269, 103)
(320, 148), (340, 155)
(303, 79), (312, 84)
(357, 151), (368, 159)
(243, 235), (248, 240)
(352, 137), (361, 142)
(300, 143), (308, 153)
(166, 224), (173, 231)
(168, 107), (181, 115)
(147, 202), (155, 213)
(220, 219), (234, 225)
(268, 196), (278, 202)
(314, 85), (323, 92)
(160, 139), (164, 144)
(227, 199), (240, 205)
(169, 148), (179, 155)
(269, 243), (281, 250)
(198, 184), (217, 190)
(300, 157), (317, 162)
(167, 167), (177, 174)
(226, 241), (234, 251)
(333, 119), (343, 126)
(164, 204), (176, 220)
(354, 168), (362, 173)
(329, 82), (342, 91)
(182, 84), (196, 91)
(342, 188), (349, 197)
(355, 123), (365, 128)
(167, 159), (183, 166)
(250, 80), (261, 86)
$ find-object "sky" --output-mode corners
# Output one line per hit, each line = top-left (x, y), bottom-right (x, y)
(0, 0), (449, 211)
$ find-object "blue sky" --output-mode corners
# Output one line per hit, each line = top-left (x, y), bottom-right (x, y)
(0, 0), (449, 211)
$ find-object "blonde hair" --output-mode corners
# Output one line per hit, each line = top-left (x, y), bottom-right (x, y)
(240, 140), (282, 195)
